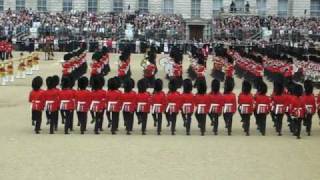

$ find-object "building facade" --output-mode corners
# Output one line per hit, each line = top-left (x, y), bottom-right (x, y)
(1, 0), (319, 40)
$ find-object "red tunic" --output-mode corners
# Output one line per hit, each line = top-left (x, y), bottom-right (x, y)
(144, 64), (157, 78)
(180, 93), (195, 114)
(222, 92), (237, 113)
(291, 96), (306, 118)
(105, 90), (122, 112)
(208, 92), (223, 114)
(151, 91), (167, 113)
(42, 89), (60, 112)
(120, 91), (137, 112)
(90, 90), (107, 112)
(136, 92), (151, 113)
(254, 93), (271, 114)
(172, 63), (182, 77)
(225, 64), (234, 78)
(118, 61), (130, 77)
(74, 90), (92, 112)
(271, 94), (287, 114)
(166, 91), (181, 113)
(302, 94), (316, 114)
(29, 89), (45, 111)
(238, 93), (254, 114)
(194, 94), (210, 114)
(59, 89), (75, 110)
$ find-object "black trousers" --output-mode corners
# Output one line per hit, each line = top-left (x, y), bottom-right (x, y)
(195, 113), (206, 135)
(137, 112), (148, 133)
(61, 110), (73, 134)
(47, 111), (58, 134)
(77, 112), (88, 134)
(32, 110), (42, 133)
(286, 113), (294, 133)
(182, 113), (192, 133)
(123, 112), (134, 132)
(91, 111), (103, 134)
(209, 113), (220, 133)
(52, 111), (59, 131)
(223, 113), (233, 135)
(110, 112), (120, 133)
(304, 114), (313, 134)
(256, 113), (267, 135)
(166, 113), (177, 134)
(275, 114), (284, 134)
(240, 113), (251, 134)
(294, 118), (303, 138)
(98, 110), (105, 131)
(152, 113), (162, 133)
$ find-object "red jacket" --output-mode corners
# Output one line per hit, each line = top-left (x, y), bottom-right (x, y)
(105, 90), (122, 112)
(151, 91), (167, 113)
(194, 94), (210, 114)
(254, 93), (271, 114)
(136, 92), (151, 113)
(29, 89), (45, 111)
(59, 89), (75, 110)
(90, 90), (107, 112)
(302, 94), (316, 114)
(271, 94), (287, 114)
(42, 89), (60, 112)
(166, 91), (181, 113)
(222, 92), (237, 113)
(208, 92), (223, 114)
(172, 63), (182, 77)
(120, 91), (137, 112)
(291, 96), (306, 118)
(180, 92), (195, 114)
(74, 90), (92, 112)
(238, 93), (254, 114)
(144, 64), (157, 78)
(118, 61), (130, 77)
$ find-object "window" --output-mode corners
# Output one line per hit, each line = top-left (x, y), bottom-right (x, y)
(139, 0), (148, 13)
(38, 0), (47, 12)
(256, 0), (266, 16)
(16, 0), (25, 11)
(213, 0), (223, 15)
(163, 0), (174, 14)
(113, 0), (123, 12)
(191, 0), (201, 17)
(88, 0), (98, 12)
(63, 0), (73, 12)
(278, 0), (288, 16)
(0, 0), (3, 11)
(311, 0), (320, 16)
(235, 0), (244, 12)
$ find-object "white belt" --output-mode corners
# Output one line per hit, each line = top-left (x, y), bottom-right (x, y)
(137, 102), (147, 112)
(77, 101), (86, 112)
(182, 103), (193, 113)
(305, 105), (313, 114)
(224, 103), (233, 113)
(45, 100), (54, 111)
(166, 103), (176, 113)
(240, 104), (250, 114)
(107, 101), (117, 112)
(60, 100), (70, 110)
(122, 102), (132, 111)
(90, 101), (100, 111)
(257, 104), (268, 114)
(275, 104), (284, 114)
(209, 104), (219, 113)
(197, 104), (206, 114)
(152, 104), (162, 113)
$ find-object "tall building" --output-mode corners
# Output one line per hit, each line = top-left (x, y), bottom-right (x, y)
(1, 0), (319, 40)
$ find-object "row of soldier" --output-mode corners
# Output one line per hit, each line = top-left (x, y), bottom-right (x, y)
(29, 74), (320, 139)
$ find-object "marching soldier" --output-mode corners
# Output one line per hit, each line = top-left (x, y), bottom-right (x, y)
(271, 82), (286, 136)
(29, 76), (45, 134)
(291, 84), (305, 139)
(5, 39), (13, 60)
(136, 79), (151, 135)
(254, 82), (271, 136)
(208, 79), (223, 135)
(118, 46), (131, 84)
(90, 76), (106, 134)
(151, 79), (166, 135)
(90, 52), (102, 85)
(75, 77), (92, 134)
(120, 78), (136, 135)
(52, 75), (61, 131)
(105, 77), (122, 135)
(142, 46), (157, 88)
(238, 81), (254, 136)
(43, 77), (60, 134)
(194, 79), (210, 136)
(302, 80), (316, 136)
(180, 79), (194, 135)
(166, 79), (181, 135)
(59, 76), (75, 134)
(222, 78), (237, 136)
(169, 47), (183, 88)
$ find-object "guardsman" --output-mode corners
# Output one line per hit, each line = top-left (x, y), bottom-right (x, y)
(101, 46), (110, 76)
(208, 79), (223, 135)
(291, 84), (305, 139)
(105, 77), (122, 135)
(90, 76), (106, 134)
(166, 79), (181, 135)
(29, 76), (45, 134)
(180, 79), (194, 135)
(222, 78), (237, 136)
(143, 46), (157, 88)
(5, 39), (13, 60)
(43, 77), (60, 134)
(136, 78), (151, 135)
(271, 82), (286, 136)
(194, 79), (210, 136)
(151, 79), (166, 135)
(238, 81), (254, 136)
(59, 76), (75, 134)
(118, 46), (131, 84)
(120, 78), (136, 135)
(254, 82), (271, 136)
(90, 52), (102, 84)
(302, 80), (316, 136)
(169, 47), (183, 88)
(75, 77), (92, 134)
